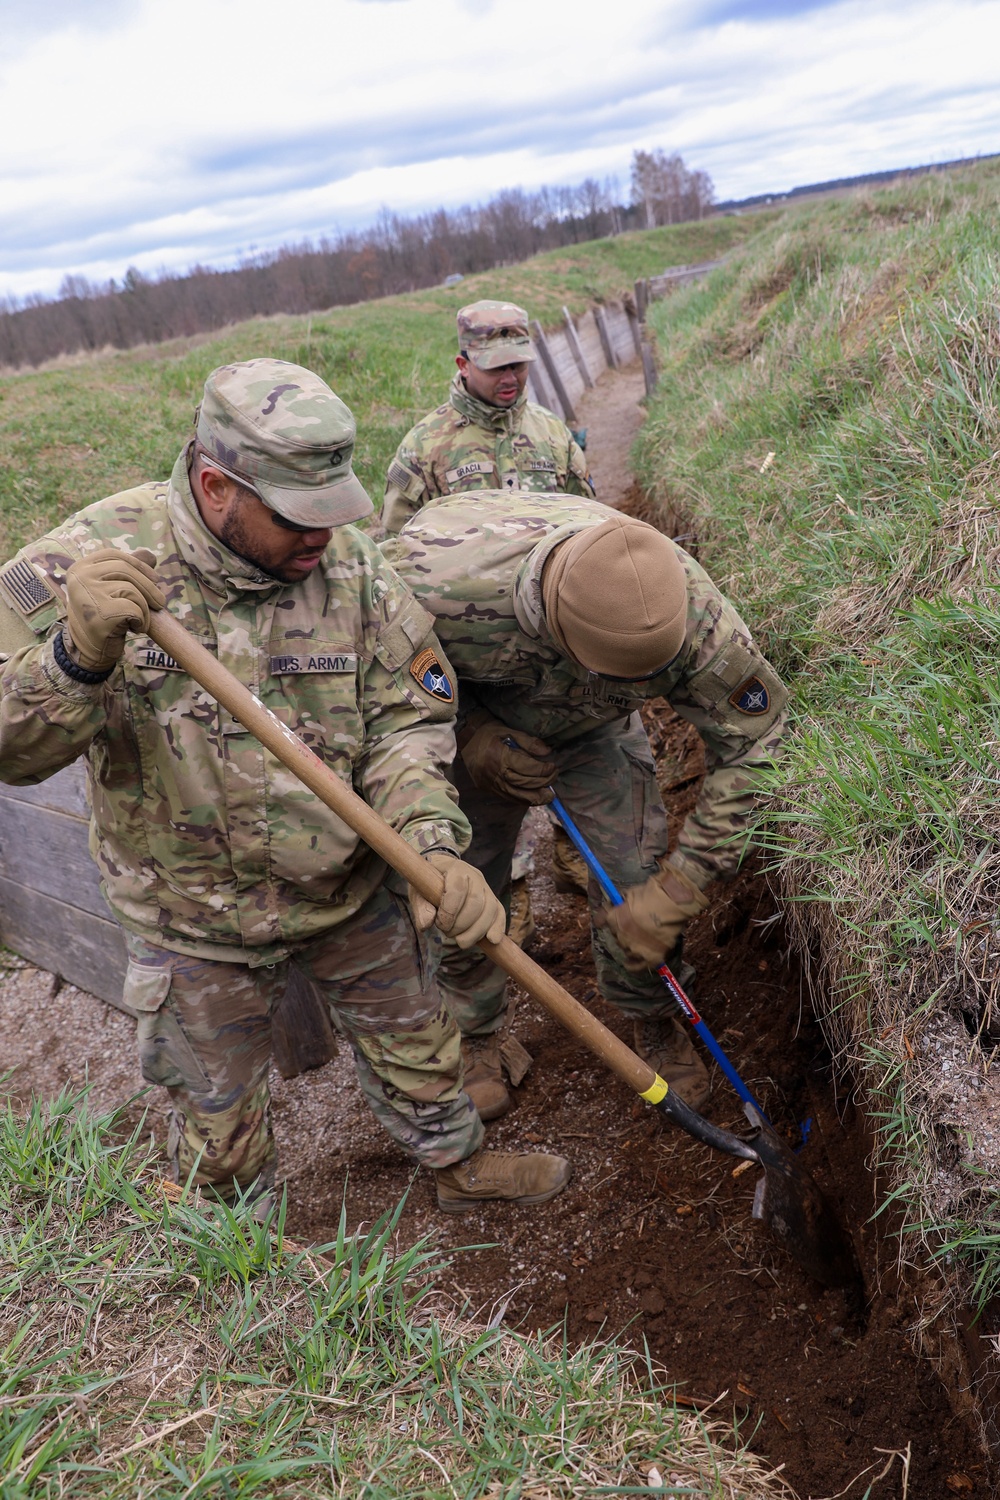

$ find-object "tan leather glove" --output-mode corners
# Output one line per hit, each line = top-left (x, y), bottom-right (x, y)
(460, 715), (557, 804)
(407, 852), (507, 950)
(65, 547), (165, 670)
(602, 863), (709, 972)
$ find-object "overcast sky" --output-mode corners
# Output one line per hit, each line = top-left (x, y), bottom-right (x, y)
(1, 0), (996, 301)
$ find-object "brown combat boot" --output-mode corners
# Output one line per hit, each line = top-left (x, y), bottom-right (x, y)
(435, 1147), (572, 1213)
(632, 1013), (710, 1110)
(462, 1026), (533, 1122)
(508, 877), (536, 948)
(461, 1033), (510, 1120)
(551, 825), (589, 894)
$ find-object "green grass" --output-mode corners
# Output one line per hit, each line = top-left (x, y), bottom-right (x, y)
(633, 158), (1000, 1311)
(0, 217), (763, 558)
(0, 1092), (788, 1499)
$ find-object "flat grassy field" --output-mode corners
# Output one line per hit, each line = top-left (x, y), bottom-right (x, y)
(635, 158), (1000, 1311)
(0, 216), (761, 558)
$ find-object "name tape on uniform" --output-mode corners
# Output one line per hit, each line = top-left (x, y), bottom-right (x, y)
(445, 460), (492, 485)
(270, 653), (358, 675)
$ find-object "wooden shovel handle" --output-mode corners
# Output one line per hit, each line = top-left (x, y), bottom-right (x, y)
(147, 609), (660, 1099)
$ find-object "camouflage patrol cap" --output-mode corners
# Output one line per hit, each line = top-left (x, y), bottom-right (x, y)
(457, 300), (536, 370)
(196, 358), (373, 527)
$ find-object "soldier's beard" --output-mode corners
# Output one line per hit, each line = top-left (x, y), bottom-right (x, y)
(219, 491), (306, 583)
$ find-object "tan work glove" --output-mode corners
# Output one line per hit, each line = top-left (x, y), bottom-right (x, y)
(460, 715), (557, 805)
(407, 853), (506, 950)
(65, 547), (165, 671)
(602, 863), (709, 972)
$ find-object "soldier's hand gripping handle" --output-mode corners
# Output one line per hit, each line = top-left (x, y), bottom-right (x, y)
(601, 862), (709, 972)
(459, 713), (557, 804)
(65, 547), (165, 672)
(407, 852), (506, 950)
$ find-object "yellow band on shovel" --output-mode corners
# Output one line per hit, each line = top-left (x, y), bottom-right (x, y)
(640, 1074), (669, 1104)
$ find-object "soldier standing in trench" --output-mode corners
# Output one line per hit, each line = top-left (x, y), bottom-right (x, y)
(384, 490), (789, 1121)
(383, 299), (594, 1023)
(0, 359), (571, 1215)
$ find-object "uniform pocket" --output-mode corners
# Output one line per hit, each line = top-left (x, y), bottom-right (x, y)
(622, 743), (670, 873)
(125, 958), (212, 1093)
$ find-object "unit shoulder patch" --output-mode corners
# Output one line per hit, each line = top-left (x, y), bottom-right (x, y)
(729, 675), (771, 715)
(409, 647), (455, 703)
(0, 556), (55, 616)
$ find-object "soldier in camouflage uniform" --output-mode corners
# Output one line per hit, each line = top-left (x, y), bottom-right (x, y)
(0, 361), (570, 1214)
(384, 491), (789, 1117)
(381, 299), (594, 537)
(384, 300), (593, 963)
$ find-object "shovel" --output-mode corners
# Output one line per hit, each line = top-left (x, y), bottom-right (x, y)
(138, 608), (858, 1289)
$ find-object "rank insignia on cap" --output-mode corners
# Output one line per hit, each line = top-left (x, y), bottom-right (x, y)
(729, 676), (770, 715)
(409, 647), (455, 703)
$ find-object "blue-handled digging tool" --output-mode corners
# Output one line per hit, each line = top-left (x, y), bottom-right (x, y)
(549, 795), (770, 1124)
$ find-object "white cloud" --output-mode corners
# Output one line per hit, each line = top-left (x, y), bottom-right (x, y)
(1, 0), (997, 298)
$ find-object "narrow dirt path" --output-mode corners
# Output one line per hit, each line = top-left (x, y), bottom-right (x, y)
(573, 364), (647, 509)
(0, 364), (989, 1497)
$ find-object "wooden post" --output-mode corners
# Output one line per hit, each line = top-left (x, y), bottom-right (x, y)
(625, 302), (644, 360)
(594, 305), (619, 371)
(640, 340), (659, 396)
(562, 306), (593, 389)
(531, 320), (577, 425)
(528, 361), (557, 414)
(634, 278), (650, 323)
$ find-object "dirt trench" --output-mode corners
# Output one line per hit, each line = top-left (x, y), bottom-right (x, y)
(0, 363), (991, 1497)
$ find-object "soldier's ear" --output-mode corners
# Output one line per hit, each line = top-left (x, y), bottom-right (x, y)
(456, 354), (469, 376)
(192, 461), (238, 521)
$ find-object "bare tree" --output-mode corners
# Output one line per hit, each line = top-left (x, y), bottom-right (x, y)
(631, 149), (715, 226)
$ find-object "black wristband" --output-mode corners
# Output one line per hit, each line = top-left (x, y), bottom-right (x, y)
(52, 628), (115, 684)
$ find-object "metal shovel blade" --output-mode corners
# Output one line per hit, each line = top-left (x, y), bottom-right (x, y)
(655, 1089), (859, 1290)
(744, 1104), (860, 1290)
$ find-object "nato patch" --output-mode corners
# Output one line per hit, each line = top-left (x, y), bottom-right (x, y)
(729, 676), (770, 715)
(0, 557), (54, 616)
(409, 647), (454, 703)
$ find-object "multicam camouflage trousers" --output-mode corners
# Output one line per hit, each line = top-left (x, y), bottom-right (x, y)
(124, 884), (483, 1200)
(439, 714), (674, 1035)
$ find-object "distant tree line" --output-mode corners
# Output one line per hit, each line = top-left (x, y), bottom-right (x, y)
(0, 152), (714, 370)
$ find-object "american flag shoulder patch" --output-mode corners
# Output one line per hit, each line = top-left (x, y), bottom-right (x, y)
(0, 556), (55, 616)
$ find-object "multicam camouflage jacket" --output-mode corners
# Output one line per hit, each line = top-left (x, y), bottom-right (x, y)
(383, 491), (789, 891)
(0, 450), (469, 963)
(382, 375), (594, 535)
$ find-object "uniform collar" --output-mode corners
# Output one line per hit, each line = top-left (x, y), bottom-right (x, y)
(449, 372), (527, 433)
(167, 445), (288, 599)
(511, 523), (588, 646)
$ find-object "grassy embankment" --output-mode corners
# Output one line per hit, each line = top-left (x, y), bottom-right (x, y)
(634, 160), (1000, 1312)
(0, 1091), (791, 1498)
(0, 215), (760, 558)
(0, 218), (787, 1498)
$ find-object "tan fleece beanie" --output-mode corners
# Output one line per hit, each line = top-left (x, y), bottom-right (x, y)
(541, 516), (687, 677)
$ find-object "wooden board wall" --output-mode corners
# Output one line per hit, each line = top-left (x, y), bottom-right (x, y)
(0, 761), (130, 1009)
(527, 301), (638, 421)
(0, 759), (338, 1076)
